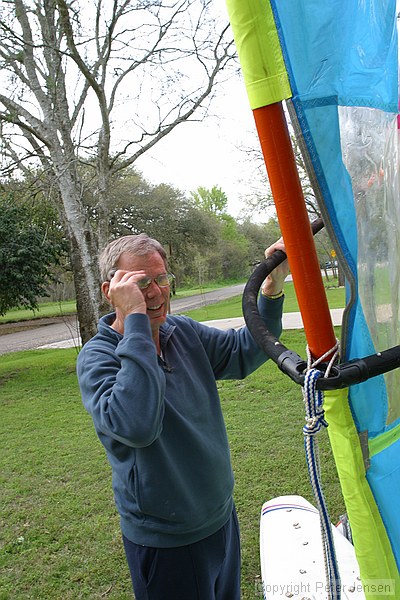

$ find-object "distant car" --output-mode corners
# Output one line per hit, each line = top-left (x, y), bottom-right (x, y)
(324, 260), (338, 269)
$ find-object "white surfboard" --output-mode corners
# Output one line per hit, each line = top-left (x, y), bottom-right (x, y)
(259, 495), (366, 600)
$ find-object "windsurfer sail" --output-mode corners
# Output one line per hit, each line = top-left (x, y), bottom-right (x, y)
(226, 0), (400, 597)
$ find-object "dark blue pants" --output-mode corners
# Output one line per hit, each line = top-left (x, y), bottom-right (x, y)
(122, 508), (241, 600)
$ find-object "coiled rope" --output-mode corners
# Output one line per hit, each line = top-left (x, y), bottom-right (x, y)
(303, 340), (341, 600)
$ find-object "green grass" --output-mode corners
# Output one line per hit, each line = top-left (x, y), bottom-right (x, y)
(182, 280), (345, 322)
(0, 336), (344, 599)
(0, 301), (77, 324)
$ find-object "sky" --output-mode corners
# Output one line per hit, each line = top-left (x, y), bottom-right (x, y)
(133, 0), (266, 221)
(135, 72), (268, 221)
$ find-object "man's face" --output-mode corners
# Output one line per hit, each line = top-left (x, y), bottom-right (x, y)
(116, 251), (170, 331)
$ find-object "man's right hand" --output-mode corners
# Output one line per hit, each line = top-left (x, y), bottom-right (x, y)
(106, 270), (147, 321)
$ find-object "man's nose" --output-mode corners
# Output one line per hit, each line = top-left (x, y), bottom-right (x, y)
(145, 280), (162, 296)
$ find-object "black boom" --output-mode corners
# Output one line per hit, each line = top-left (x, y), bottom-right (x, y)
(242, 219), (400, 390)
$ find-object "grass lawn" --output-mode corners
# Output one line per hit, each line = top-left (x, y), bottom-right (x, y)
(0, 331), (345, 599)
(0, 301), (78, 324)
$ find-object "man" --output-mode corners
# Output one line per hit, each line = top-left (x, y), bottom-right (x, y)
(77, 233), (289, 600)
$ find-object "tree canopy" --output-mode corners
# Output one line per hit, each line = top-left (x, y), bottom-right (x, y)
(0, 169), (284, 313)
(0, 190), (66, 315)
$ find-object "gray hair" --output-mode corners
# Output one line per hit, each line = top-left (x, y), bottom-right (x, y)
(99, 233), (168, 282)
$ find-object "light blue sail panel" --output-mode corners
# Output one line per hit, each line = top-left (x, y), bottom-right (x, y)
(270, 0), (400, 567)
(272, 1), (397, 112)
(368, 438), (400, 563)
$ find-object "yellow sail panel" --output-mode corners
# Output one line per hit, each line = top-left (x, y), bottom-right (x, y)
(324, 389), (400, 596)
(225, 0), (291, 109)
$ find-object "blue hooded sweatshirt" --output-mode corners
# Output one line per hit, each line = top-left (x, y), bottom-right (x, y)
(77, 294), (283, 548)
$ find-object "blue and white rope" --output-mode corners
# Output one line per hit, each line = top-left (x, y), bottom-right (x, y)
(303, 366), (341, 600)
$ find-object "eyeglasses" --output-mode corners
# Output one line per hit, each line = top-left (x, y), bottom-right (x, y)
(107, 269), (172, 290)
(136, 274), (172, 290)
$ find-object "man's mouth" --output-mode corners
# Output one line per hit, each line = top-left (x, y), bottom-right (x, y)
(148, 304), (162, 311)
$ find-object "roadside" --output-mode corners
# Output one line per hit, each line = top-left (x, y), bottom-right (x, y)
(0, 285), (246, 354)
(0, 315), (75, 336)
(0, 284), (246, 336)
(0, 280), (344, 355)
(0, 315), (79, 355)
(0, 308), (345, 355)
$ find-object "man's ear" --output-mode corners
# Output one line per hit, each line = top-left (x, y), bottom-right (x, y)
(101, 281), (112, 305)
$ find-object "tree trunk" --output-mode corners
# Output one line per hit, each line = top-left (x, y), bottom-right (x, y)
(51, 154), (102, 344)
(338, 264), (345, 287)
(67, 228), (101, 344)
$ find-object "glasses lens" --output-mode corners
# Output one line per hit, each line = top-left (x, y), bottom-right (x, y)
(156, 274), (171, 287)
(137, 277), (152, 290)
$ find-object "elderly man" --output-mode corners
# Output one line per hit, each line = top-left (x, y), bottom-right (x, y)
(77, 233), (288, 600)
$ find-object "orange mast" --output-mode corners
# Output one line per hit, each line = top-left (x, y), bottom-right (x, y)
(253, 103), (336, 360)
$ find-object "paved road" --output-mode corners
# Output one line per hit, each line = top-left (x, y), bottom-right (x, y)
(170, 283), (245, 313)
(0, 284), (246, 355)
(0, 315), (81, 355)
